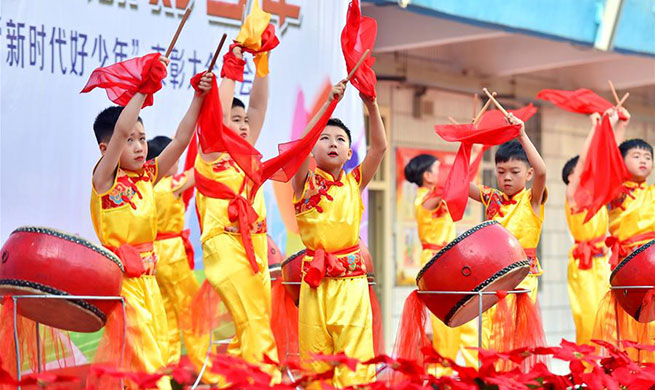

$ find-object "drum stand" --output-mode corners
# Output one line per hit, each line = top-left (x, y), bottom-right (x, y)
(8, 294), (126, 388)
(417, 288), (531, 368)
(608, 285), (655, 344)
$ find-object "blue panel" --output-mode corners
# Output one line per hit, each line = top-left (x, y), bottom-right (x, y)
(613, 0), (655, 55)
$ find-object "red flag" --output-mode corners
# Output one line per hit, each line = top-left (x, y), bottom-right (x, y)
(81, 53), (167, 108)
(574, 115), (630, 222)
(341, 0), (377, 99)
(537, 88), (627, 120)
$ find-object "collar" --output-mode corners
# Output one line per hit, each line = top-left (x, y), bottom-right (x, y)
(315, 166), (345, 184)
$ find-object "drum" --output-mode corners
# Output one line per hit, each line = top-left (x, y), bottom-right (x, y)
(281, 249), (305, 306)
(416, 221), (530, 327)
(0, 226), (124, 332)
(610, 240), (655, 323)
(267, 235), (283, 281)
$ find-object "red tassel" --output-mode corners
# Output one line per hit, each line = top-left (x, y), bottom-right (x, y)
(369, 285), (385, 356)
(513, 294), (547, 369)
(270, 279), (299, 365)
(392, 290), (431, 383)
(181, 280), (231, 336)
(88, 304), (131, 390)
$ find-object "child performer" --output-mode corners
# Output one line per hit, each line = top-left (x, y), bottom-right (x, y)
(291, 82), (387, 388)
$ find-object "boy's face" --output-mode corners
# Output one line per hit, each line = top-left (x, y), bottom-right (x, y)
(100, 121), (147, 171)
(624, 147), (653, 181)
(229, 106), (250, 143)
(495, 158), (533, 197)
(312, 126), (352, 174)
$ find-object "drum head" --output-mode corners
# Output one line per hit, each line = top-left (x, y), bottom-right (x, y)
(611, 240), (655, 323)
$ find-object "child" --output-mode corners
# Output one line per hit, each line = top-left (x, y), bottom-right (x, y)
(404, 154), (477, 368)
(89, 53), (212, 386)
(291, 82), (387, 388)
(193, 45), (280, 379)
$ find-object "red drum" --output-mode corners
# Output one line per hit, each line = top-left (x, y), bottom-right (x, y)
(416, 221), (530, 327)
(281, 249), (305, 306)
(0, 227), (124, 332)
(267, 235), (283, 281)
(610, 240), (655, 323)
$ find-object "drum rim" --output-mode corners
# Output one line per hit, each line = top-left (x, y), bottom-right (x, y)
(11, 226), (125, 272)
(443, 259), (530, 325)
(610, 239), (655, 282)
(416, 220), (499, 284)
(0, 278), (107, 323)
(281, 249), (306, 268)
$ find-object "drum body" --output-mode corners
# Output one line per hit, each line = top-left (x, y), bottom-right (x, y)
(0, 227), (124, 332)
(281, 250), (305, 306)
(267, 235), (283, 281)
(611, 240), (655, 323)
(416, 221), (530, 327)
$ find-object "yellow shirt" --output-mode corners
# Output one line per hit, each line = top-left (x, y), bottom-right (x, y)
(194, 153), (266, 244)
(153, 173), (188, 234)
(608, 181), (655, 248)
(415, 187), (456, 248)
(479, 186), (546, 275)
(294, 166), (363, 252)
(90, 159), (159, 273)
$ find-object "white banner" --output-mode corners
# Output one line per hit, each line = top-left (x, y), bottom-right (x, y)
(0, 0), (368, 261)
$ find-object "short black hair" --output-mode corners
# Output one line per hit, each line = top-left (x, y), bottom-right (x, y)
(147, 136), (172, 160)
(232, 97), (246, 109)
(495, 140), (530, 166)
(562, 155), (579, 185)
(326, 118), (352, 146)
(619, 138), (653, 158)
(93, 106), (143, 144)
(404, 154), (438, 186)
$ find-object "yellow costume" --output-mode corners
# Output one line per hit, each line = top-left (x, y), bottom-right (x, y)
(295, 166), (374, 388)
(565, 200), (610, 345)
(194, 153), (279, 380)
(153, 172), (213, 379)
(90, 159), (169, 388)
(478, 186), (546, 348)
(414, 187), (477, 367)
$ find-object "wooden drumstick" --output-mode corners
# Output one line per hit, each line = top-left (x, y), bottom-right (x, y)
(207, 33), (228, 71)
(472, 92), (497, 126)
(483, 88), (509, 117)
(617, 92), (630, 109)
(346, 49), (371, 82)
(608, 80), (621, 105)
(448, 116), (459, 125)
(165, 6), (193, 57)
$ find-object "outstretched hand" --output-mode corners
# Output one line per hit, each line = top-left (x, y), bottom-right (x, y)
(196, 72), (214, 96)
(158, 56), (171, 67)
(359, 91), (376, 106)
(329, 80), (347, 103)
(506, 113), (526, 136)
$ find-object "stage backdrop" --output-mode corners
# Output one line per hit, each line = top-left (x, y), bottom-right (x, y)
(0, 0), (368, 261)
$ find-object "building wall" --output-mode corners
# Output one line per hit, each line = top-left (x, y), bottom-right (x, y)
(373, 73), (655, 352)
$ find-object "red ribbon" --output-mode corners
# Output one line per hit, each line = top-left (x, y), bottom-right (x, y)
(421, 243), (445, 251)
(572, 236), (606, 270)
(106, 243), (153, 277)
(303, 245), (361, 288)
(194, 167), (260, 274)
(221, 43), (246, 82)
(156, 229), (195, 270)
(605, 232), (655, 270)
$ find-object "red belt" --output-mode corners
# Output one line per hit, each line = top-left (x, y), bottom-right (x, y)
(422, 242), (445, 251)
(195, 167), (260, 274)
(523, 248), (540, 275)
(156, 229), (195, 270)
(605, 232), (655, 270)
(105, 242), (155, 278)
(572, 236), (606, 270)
(303, 245), (363, 288)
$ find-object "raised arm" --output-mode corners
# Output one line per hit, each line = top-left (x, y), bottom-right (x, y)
(247, 69), (268, 144)
(219, 46), (243, 124)
(511, 114), (546, 211)
(92, 92), (147, 194)
(469, 182), (482, 202)
(566, 113), (601, 205)
(291, 81), (346, 198)
(173, 168), (196, 198)
(614, 107), (630, 145)
(359, 93), (388, 191)
(157, 72), (213, 185)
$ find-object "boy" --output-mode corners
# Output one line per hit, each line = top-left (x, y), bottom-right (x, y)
(90, 53), (212, 385)
(193, 45), (280, 379)
(291, 83), (387, 388)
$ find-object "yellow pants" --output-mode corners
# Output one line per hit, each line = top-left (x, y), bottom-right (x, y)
(567, 252), (610, 345)
(154, 237), (215, 382)
(203, 232), (280, 382)
(299, 275), (375, 389)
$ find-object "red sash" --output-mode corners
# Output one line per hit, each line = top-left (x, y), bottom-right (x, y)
(421, 242), (445, 252)
(523, 248), (540, 275)
(194, 167), (261, 274)
(605, 232), (655, 270)
(156, 229), (195, 270)
(105, 242), (154, 278)
(303, 245), (363, 288)
(572, 236), (606, 270)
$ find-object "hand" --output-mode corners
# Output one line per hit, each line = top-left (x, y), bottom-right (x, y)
(589, 112), (601, 126)
(158, 56), (170, 67)
(233, 45), (243, 59)
(618, 107), (631, 124)
(605, 107), (620, 128)
(328, 80), (347, 103)
(506, 113), (525, 135)
(196, 72), (214, 96)
(359, 91), (377, 106)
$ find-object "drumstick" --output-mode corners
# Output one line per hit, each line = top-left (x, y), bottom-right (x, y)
(483, 88), (509, 117)
(608, 80), (621, 105)
(346, 49), (371, 82)
(207, 33), (228, 71)
(448, 116), (459, 125)
(616, 92), (630, 109)
(472, 92), (497, 126)
(165, 6), (193, 57)
(472, 93), (479, 121)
